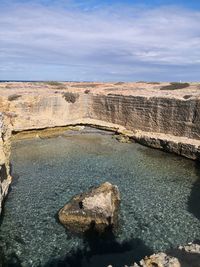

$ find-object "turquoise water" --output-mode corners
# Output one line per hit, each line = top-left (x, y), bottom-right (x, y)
(0, 128), (200, 267)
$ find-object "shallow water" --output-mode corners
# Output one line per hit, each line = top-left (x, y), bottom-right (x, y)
(0, 128), (200, 267)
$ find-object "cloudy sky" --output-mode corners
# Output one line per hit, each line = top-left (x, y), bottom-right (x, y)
(1, 0), (200, 81)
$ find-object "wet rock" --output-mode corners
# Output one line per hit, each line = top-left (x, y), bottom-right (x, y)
(114, 134), (131, 143)
(58, 182), (120, 233)
(129, 243), (200, 267)
(178, 242), (200, 254)
(139, 253), (180, 267)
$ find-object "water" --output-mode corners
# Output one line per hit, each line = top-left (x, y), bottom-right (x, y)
(0, 128), (200, 267)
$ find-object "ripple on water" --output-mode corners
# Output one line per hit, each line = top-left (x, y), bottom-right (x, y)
(0, 130), (200, 267)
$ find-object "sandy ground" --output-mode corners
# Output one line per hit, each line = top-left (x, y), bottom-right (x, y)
(0, 81), (200, 99)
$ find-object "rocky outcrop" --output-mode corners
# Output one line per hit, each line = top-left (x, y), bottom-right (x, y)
(0, 81), (199, 160)
(0, 113), (12, 215)
(129, 243), (200, 267)
(90, 94), (200, 140)
(139, 253), (180, 267)
(58, 182), (120, 233)
(8, 93), (87, 131)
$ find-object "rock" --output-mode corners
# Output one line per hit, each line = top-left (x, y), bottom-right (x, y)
(58, 182), (120, 233)
(114, 134), (131, 143)
(0, 113), (12, 215)
(178, 242), (200, 254)
(130, 243), (200, 267)
(140, 253), (180, 267)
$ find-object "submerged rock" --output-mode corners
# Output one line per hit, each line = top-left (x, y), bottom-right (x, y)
(114, 134), (131, 143)
(58, 182), (120, 233)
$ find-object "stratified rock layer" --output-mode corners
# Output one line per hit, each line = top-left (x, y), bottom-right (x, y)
(0, 113), (11, 214)
(0, 81), (199, 160)
(58, 182), (120, 233)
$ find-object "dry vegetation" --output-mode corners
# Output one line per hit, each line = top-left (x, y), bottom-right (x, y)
(183, 95), (192, 99)
(62, 92), (79, 103)
(114, 82), (125, 85)
(44, 81), (66, 89)
(8, 94), (22, 101)
(136, 81), (160, 84)
(160, 82), (190, 90)
(70, 83), (100, 88)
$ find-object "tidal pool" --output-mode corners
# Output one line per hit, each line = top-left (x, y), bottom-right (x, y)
(0, 128), (200, 267)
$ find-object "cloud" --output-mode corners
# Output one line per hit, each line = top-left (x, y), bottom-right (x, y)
(0, 1), (200, 81)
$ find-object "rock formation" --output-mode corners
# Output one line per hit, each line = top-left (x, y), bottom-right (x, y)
(139, 253), (180, 267)
(129, 243), (200, 267)
(0, 113), (12, 215)
(0, 81), (200, 160)
(58, 182), (120, 233)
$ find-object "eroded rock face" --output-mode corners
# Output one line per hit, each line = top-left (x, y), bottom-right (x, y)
(130, 243), (200, 267)
(58, 182), (120, 233)
(1, 82), (200, 160)
(0, 113), (12, 215)
(139, 253), (180, 267)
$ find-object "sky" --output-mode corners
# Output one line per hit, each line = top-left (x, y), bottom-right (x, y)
(1, 0), (200, 81)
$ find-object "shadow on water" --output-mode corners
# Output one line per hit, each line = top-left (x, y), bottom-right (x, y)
(0, 224), (153, 267)
(167, 240), (200, 267)
(187, 161), (200, 220)
(42, 224), (153, 267)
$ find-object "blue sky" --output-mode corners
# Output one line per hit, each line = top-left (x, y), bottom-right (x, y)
(1, 0), (200, 81)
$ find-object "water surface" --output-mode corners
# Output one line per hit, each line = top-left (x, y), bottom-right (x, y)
(0, 128), (200, 266)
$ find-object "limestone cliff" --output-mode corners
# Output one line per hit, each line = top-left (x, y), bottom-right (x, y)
(0, 113), (12, 214)
(89, 94), (200, 140)
(89, 93), (200, 160)
(0, 81), (200, 160)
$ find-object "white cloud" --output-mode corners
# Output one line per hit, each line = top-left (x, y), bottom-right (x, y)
(0, 2), (200, 81)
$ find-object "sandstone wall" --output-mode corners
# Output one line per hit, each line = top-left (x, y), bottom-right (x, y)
(0, 113), (11, 214)
(2, 85), (200, 161)
(89, 94), (200, 140)
(9, 93), (87, 131)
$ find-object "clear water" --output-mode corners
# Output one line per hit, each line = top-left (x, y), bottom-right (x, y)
(0, 128), (200, 267)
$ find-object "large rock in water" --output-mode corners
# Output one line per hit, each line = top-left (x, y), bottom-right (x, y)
(58, 182), (120, 233)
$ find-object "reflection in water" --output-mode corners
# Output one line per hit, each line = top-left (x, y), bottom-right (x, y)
(44, 224), (153, 267)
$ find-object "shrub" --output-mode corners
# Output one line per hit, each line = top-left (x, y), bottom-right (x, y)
(114, 82), (125, 85)
(8, 94), (21, 101)
(62, 92), (79, 103)
(160, 82), (190, 90)
(183, 95), (192, 99)
(136, 81), (160, 84)
(44, 81), (66, 89)
(84, 89), (90, 94)
(70, 83), (99, 88)
(45, 81), (63, 86)
(146, 82), (160, 84)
